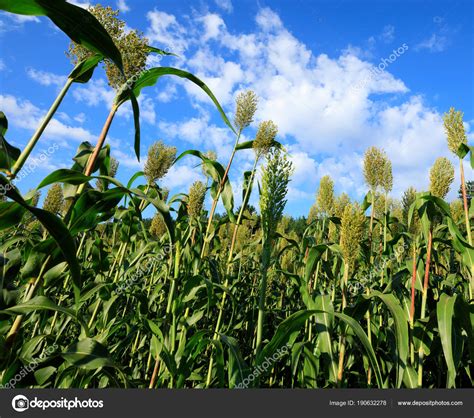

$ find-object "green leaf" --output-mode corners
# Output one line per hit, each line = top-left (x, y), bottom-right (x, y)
(0, 0), (45, 15)
(130, 92), (141, 160)
(1, 296), (88, 335)
(368, 291), (409, 388)
(0, 0), (123, 72)
(116, 67), (235, 135)
(147, 45), (177, 57)
(257, 309), (383, 388)
(0, 201), (25, 230)
(313, 295), (337, 383)
(236, 139), (282, 151)
(218, 334), (249, 388)
(362, 190), (374, 212)
(68, 54), (102, 84)
(0, 112), (21, 172)
(62, 338), (116, 369)
(437, 293), (457, 388)
(38, 169), (92, 188)
(0, 176), (82, 304)
(304, 245), (327, 284)
(454, 299), (474, 362)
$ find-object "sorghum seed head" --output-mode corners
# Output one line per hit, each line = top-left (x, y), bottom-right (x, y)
(443, 108), (467, 155)
(363, 146), (386, 191)
(307, 204), (320, 224)
(150, 213), (167, 238)
(187, 181), (206, 218)
(429, 157), (455, 199)
(316, 175), (335, 217)
(450, 199), (464, 224)
(202, 150), (217, 177)
(66, 5), (149, 90)
(381, 157), (393, 194)
(234, 90), (258, 132)
(97, 157), (119, 191)
(43, 184), (64, 215)
(340, 202), (365, 270)
(144, 141), (176, 184)
(260, 149), (293, 240)
(253, 120), (278, 157)
(402, 187), (420, 235)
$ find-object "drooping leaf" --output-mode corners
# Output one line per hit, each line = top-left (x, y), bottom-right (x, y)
(368, 291), (409, 388)
(0, 0), (123, 72)
(62, 338), (116, 369)
(0, 175), (82, 304)
(437, 293), (458, 388)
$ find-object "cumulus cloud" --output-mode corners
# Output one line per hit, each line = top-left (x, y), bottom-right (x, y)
(214, 0), (233, 13)
(117, 0), (130, 13)
(146, 6), (469, 211)
(26, 68), (67, 88)
(415, 33), (449, 52)
(146, 10), (189, 54)
(0, 94), (95, 146)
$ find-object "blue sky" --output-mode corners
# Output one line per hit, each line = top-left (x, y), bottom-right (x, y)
(0, 0), (472, 217)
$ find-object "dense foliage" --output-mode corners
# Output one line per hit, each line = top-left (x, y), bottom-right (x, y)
(0, 1), (472, 389)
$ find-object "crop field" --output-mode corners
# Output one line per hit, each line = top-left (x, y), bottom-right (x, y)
(0, 1), (472, 390)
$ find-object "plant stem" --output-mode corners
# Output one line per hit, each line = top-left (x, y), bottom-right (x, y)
(459, 159), (472, 246)
(200, 130), (241, 258)
(336, 263), (349, 386)
(256, 238), (271, 355)
(417, 228), (432, 387)
(9, 78), (74, 179)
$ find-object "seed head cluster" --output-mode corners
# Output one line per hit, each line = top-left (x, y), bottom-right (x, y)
(429, 157), (455, 199)
(187, 181), (206, 218)
(144, 141), (177, 184)
(316, 175), (335, 217)
(443, 108), (467, 155)
(67, 5), (149, 89)
(260, 150), (293, 240)
(340, 203), (366, 271)
(234, 90), (258, 132)
(363, 146), (388, 191)
(43, 184), (64, 215)
(253, 120), (277, 158)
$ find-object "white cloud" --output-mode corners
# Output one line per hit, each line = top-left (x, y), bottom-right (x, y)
(74, 112), (86, 124)
(162, 163), (205, 191)
(157, 82), (178, 103)
(380, 25), (395, 43)
(9, 15), (40, 24)
(146, 6), (470, 208)
(0, 94), (95, 145)
(159, 112), (235, 159)
(117, 0), (130, 13)
(146, 10), (188, 54)
(26, 68), (67, 88)
(69, 1), (90, 8)
(415, 33), (448, 52)
(0, 59), (5, 71)
(214, 0), (233, 13)
(72, 78), (115, 108)
(255, 7), (283, 32)
(200, 13), (226, 41)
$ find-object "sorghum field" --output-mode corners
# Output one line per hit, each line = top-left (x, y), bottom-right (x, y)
(0, 1), (472, 390)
